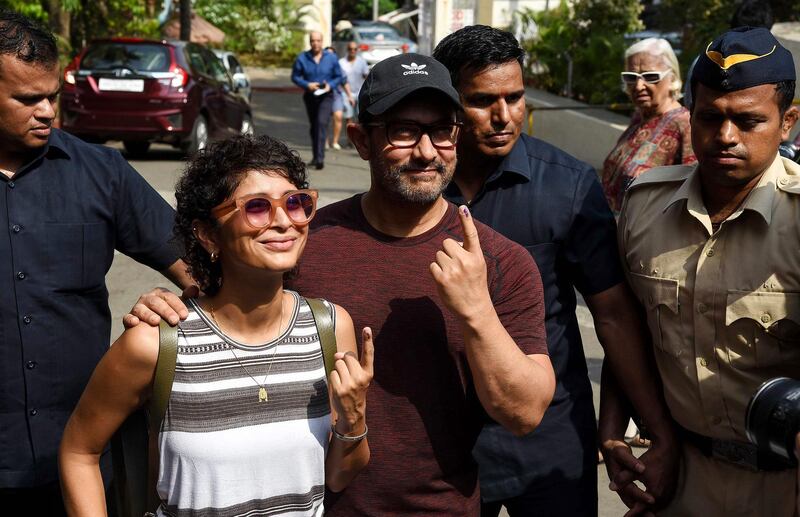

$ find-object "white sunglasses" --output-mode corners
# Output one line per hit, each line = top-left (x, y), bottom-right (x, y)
(620, 70), (672, 85)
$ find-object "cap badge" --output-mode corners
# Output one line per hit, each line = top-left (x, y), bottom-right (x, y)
(705, 42), (777, 70)
(401, 62), (428, 76)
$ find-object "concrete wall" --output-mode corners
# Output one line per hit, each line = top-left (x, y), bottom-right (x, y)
(524, 88), (629, 170)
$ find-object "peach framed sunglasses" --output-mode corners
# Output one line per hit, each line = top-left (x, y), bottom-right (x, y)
(211, 189), (319, 229)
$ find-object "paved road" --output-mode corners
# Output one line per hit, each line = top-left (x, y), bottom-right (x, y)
(104, 69), (628, 517)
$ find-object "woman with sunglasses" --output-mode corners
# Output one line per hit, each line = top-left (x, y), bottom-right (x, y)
(59, 135), (372, 516)
(600, 37), (696, 213)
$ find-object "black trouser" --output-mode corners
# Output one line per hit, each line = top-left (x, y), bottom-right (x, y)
(480, 466), (598, 517)
(303, 91), (333, 165)
(0, 479), (118, 516)
(0, 481), (68, 516)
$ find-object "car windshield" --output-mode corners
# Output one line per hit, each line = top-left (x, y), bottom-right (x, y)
(81, 43), (171, 72)
(357, 28), (399, 42)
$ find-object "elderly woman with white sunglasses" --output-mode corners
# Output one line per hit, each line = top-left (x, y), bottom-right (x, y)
(600, 37), (696, 213)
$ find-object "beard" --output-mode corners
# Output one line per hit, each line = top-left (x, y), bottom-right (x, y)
(369, 153), (455, 205)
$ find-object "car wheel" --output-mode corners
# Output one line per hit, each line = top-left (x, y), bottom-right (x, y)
(123, 140), (151, 157)
(183, 114), (208, 155)
(241, 115), (254, 136)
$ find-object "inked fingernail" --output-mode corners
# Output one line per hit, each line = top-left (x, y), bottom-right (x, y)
(460, 205), (470, 217)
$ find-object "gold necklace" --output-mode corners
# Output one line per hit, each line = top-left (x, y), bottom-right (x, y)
(208, 298), (284, 403)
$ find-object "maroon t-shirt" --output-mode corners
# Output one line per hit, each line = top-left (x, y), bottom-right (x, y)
(288, 195), (547, 516)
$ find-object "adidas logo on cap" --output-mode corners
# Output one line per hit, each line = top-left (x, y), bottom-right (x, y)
(401, 63), (428, 76)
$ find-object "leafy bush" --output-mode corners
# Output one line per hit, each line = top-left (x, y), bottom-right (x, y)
(517, 0), (643, 105)
(335, 0), (397, 22)
(196, 0), (304, 66)
(0, 0), (47, 23)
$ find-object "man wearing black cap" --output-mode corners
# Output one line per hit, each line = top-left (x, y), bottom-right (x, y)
(295, 52), (554, 516)
(127, 53), (555, 516)
(617, 27), (799, 515)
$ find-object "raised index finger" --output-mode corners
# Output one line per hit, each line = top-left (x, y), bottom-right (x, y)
(457, 205), (481, 254)
(360, 327), (375, 376)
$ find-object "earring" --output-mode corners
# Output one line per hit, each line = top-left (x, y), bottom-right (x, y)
(210, 251), (219, 263)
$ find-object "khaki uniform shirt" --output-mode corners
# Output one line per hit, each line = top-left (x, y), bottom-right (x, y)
(619, 155), (800, 515)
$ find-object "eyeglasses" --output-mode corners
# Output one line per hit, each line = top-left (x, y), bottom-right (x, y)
(363, 121), (462, 149)
(620, 70), (672, 85)
(211, 189), (319, 229)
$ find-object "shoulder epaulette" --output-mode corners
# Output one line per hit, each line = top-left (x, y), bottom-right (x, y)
(777, 158), (800, 195)
(627, 165), (694, 192)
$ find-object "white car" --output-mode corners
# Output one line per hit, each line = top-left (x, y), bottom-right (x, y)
(332, 25), (418, 67)
(214, 50), (252, 102)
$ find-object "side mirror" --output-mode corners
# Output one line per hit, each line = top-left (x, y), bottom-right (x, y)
(233, 73), (248, 91)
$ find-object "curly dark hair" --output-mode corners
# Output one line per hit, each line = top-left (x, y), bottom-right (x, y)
(175, 134), (308, 295)
(0, 9), (58, 68)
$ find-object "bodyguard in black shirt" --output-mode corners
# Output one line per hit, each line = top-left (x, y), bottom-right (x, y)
(0, 11), (191, 513)
(434, 26), (679, 516)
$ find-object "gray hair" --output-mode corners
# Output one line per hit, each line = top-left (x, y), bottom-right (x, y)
(624, 38), (682, 99)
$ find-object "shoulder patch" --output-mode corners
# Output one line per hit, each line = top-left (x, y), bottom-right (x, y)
(777, 158), (800, 195)
(627, 165), (694, 192)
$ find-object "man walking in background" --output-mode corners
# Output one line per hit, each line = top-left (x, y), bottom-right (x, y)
(338, 41), (369, 138)
(291, 31), (344, 170)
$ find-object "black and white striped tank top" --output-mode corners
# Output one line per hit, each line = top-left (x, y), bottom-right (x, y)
(156, 291), (333, 517)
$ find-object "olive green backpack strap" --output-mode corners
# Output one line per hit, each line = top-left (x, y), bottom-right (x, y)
(148, 320), (179, 435)
(144, 320), (179, 511)
(112, 320), (178, 517)
(306, 298), (337, 378)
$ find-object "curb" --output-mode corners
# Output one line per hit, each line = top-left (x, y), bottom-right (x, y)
(252, 85), (303, 93)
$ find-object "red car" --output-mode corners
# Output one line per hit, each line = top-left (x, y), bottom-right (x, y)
(60, 38), (253, 156)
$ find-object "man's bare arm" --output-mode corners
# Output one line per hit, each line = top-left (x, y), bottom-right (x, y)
(159, 258), (193, 291)
(430, 206), (555, 435)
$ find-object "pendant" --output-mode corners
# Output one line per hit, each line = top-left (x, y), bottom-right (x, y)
(258, 387), (268, 402)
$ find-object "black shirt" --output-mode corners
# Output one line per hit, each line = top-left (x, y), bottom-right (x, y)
(0, 129), (179, 487)
(445, 134), (623, 501)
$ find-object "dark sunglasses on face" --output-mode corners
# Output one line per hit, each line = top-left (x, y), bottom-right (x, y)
(363, 121), (462, 149)
(620, 70), (672, 85)
(211, 189), (319, 229)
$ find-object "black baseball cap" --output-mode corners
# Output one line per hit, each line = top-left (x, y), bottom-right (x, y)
(694, 27), (795, 92)
(358, 53), (462, 118)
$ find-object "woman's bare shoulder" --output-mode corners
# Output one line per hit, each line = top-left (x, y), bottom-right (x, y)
(109, 322), (162, 372)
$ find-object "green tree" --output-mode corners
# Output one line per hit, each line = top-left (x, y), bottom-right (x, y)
(657, 0), (799, 72)
(518, 0), (643, 105)
(0, 0), (159, 57)
(195, 0), (304, 65)
(333, 0), (398, 23)
(2, 0), (302, 65)
(0, 0), (47, 23)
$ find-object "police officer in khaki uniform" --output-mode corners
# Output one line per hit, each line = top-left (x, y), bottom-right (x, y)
(617, 27), (800, 515)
